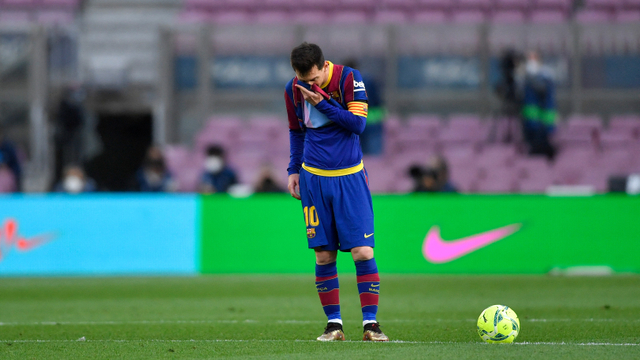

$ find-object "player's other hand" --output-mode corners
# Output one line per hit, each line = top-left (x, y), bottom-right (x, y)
(288, 173), (301, 200)
(295, 84), (323, 106)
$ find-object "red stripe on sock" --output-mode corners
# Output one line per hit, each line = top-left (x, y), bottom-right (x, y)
(318, 288), (340, 306)
(316, 274), (338, 282)
(359, 292), (379, 308)
(357, 274), (380, 283)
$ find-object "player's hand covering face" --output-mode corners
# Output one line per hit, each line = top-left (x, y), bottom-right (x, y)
(295, 62), (329, 106)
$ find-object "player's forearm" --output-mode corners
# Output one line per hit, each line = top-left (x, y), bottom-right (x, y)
(314, 100), (366, 135)
(288, 129), (304, 175)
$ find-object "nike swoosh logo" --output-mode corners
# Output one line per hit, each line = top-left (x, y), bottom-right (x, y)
(370, 284), (379, 287)
(364, 233), (374, 238)
(15, 235), (55, 251)
(422, 224), (521, 263)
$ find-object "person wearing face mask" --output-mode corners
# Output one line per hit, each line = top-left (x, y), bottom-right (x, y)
(520, 50), (557, 160)
(134, 146), (176, 192)
(199, 144), (238, 194)
(54, 164), (97, 194)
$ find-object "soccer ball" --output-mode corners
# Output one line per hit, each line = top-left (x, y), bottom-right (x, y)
(477, 304), (520, 343)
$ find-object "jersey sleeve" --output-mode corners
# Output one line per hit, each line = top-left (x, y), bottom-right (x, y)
(312, 68), (368, 135)
(285, 80), (305, 175)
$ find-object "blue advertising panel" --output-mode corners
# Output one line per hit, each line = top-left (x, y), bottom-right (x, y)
(398, 56), (481, 88)
(0, 195), (197, 275)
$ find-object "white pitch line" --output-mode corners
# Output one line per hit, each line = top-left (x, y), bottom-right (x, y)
(0, 318), (637, 326)
(0, 339), (638, 346)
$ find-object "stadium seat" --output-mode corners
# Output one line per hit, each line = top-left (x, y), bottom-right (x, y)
(291, 10), (329, 24)
(329, 10), (369, 23)
(372, 10), (409, 24)
(0, 10), (31, 22)
(475, 167), (518, 193)
(253, 10), (291, 24)
(614, 9), (640, 21)
(209, 10), (253, 24)
(534, 0), (573, 11)
(494, 0), (530, 10)
(35, 10), (74, 24)
(412, 10), (448, 23)
(456, 0), (493, 10)
(529, 9), (567, 23)
(575, 9), (613, 23)
(490, 10), (526, 23)
(406, 114), (443, 139)
(451, 9), (486, 23)
(415, 0), (452, 9)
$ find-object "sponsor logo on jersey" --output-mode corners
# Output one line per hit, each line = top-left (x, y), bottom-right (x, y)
(354, 80), (366, 92)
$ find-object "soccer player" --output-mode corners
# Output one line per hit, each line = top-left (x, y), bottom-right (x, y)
(284, 43), (388, 342)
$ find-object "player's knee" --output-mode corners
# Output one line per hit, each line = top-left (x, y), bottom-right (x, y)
(315, 250), (337, 265)
(351, 246), (374, 262)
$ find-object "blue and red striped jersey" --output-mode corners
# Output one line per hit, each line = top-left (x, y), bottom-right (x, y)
(285, 61), (369, 176)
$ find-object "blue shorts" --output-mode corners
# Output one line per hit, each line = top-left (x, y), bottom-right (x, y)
(299, 167), (375, 252)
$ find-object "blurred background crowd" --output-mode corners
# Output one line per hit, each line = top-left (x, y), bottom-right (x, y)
(0, 0), (639, 195)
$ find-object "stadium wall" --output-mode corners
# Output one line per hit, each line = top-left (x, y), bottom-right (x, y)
(0, 194), (638, 275)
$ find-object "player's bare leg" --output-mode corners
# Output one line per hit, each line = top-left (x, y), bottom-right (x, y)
(352, 246), (389, 342)
(314, 249), (344, 341)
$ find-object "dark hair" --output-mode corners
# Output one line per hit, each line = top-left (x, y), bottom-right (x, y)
(290, 42), (324, 76)
(206, 144), (224, 157)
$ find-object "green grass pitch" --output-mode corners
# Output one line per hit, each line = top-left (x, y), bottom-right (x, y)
(1, 275), (639, 359)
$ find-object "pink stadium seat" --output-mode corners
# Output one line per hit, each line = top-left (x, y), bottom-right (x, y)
(2, 0), (35, 6)
(576, 9), (613, 23)
(380, 0), (417, 9)
(210, 11), (253, 24)
(584, 0), (624, 9)
(476, 144), (517, 168)
(35, 10), (74, 24)
(599, 129), (634, 150)
(254, 11), (291, 24)
(580, 169), (609, 192)
(415, 0), (453, 8)
(608, 115), (640, 138)
(406, 114), (443, 139)
(451, 9), (486, 23)
(555, 114), (603, 149)
(291, 10), (329, 24)
(615, 10), (640, 21)
(0, 10), (31, 22)
(625, 0), (640, 8)
(491, 10), (526, 23)
(530, 9), (567, 23)
(494, 0), (530, 10)
(372, 10), (409, 24)
(535, 0), (573, 11)
(475, 167), (518, 193)
(40, 0), (79, 7)
(456, 0), (493, 9)
(412, 10), (448, 23)
(330, 10), (368, 23)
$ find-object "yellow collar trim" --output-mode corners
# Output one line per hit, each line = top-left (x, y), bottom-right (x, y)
(320, 61), (333, 89)
(302, 160), (363, 177)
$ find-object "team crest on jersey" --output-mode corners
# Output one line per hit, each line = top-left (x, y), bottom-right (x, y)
(307, 228), (316, 239)
(328, 91), (341, 102)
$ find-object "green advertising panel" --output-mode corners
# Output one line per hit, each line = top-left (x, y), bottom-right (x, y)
(200, 194), (640, 274)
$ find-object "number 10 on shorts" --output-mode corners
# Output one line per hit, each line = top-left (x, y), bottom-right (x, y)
(304, 206), (320, 227)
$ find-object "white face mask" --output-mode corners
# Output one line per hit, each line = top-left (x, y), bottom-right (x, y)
(526, 59), (540, 75)
(63, 176), (84, 193)
(205, 156), (223, 173)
